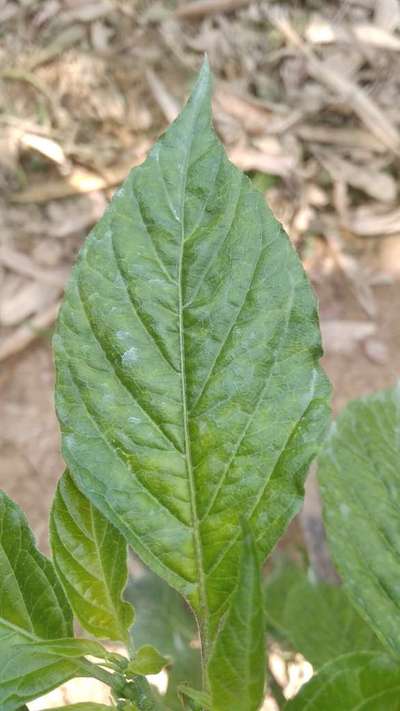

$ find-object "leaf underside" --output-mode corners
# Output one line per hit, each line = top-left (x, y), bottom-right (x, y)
(318, 384), (400, 657)
(286, 652), (400, 710)
(51, 470), (134, 642)
(54, 59), (330, 648)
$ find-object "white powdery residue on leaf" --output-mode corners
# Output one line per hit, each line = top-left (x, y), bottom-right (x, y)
(102, 392), (115, 405)
(128, 416), (141, 425)
(65, 434), (76, 449)
(122, 346), (139, 365)
(115, 185), (126, 198)
(339, 503), (350, 518)
(116, 329), (131, 342)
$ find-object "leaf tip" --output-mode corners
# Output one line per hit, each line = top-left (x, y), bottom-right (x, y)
(188, 55), (213, 111)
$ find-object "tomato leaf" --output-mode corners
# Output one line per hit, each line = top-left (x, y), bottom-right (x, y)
(54, 58), (330, 651)
(318, 384), (400, 656)
(51, 470), (134, 642)
(286, 652), (400, 710)
(208, 524), (266, 711)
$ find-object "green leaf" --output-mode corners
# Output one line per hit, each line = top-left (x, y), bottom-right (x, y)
(127, 645), (168, 676)
(50, 470), (134, 642)
(0, 490), (72, 639)
(285, 652), (400, 710)
(0, 491), (91, 710)
(54, 58), (330, 650)
(119, 676), (159, 711)
(265, 563), (382, 667)
(0, 492), (116, 710)
(264, 562), (305, 637)
(318, 384), (400, 656)
(0, 634), (114, 711)
(19, 637), (112, 661)
(178, 685), (211, 709)
(208, 525), (266, 711)
(126, 570), (201, 711)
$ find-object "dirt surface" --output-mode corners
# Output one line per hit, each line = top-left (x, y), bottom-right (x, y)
(320, 273), (400, 413)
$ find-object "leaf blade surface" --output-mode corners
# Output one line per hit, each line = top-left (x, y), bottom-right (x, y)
(286, 652), (400, 710)
(318, 384), (400, 656)
(0, 491), (99, 710)
(51, 470), (134, 642)
(55, 60), (330, 646)
(208, 525), (266, 711)
(264, 563), (382, 667)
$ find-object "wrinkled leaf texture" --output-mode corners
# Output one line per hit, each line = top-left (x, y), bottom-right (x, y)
(51, 470), (134, 642)
(54, 59), (330, 652)
(0, 492), (98, 711)
(319, 384), (400, 657)
(286, 652), (400, 710)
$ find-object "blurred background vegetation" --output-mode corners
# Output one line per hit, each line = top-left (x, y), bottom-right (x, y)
(0, 0), (399, 707)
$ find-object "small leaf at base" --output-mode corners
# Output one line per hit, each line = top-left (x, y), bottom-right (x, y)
(127, 645), (169, 676)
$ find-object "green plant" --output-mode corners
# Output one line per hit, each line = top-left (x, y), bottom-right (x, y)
(2, 58), (398, 711)
(283, 384), (400, 709)
(1, 58), (329, 711)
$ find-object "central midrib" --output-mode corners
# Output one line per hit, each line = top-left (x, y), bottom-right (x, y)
(176, 113), (210, 659)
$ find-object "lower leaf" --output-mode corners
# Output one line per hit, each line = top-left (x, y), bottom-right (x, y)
(50, 471), (134, 643)
(318, 385), (400, 657)
(286, 652), (400, 709)
(178, 685), (211, 709)
(0, 635), (113, 711)
(208, 524), (266, 711)
(265, 562), (382, 667)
